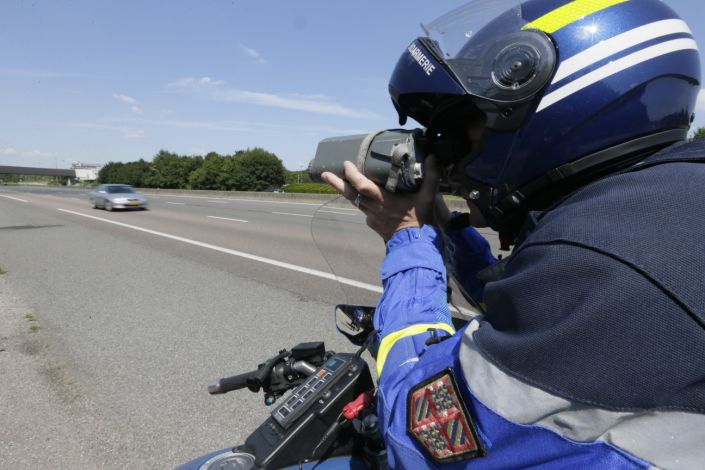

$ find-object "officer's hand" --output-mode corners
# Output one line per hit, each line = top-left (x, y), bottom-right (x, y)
(321, 155), (441, 242)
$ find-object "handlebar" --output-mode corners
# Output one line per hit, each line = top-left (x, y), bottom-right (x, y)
(208, 371), (257, 395)
(208, 350), (291, 395)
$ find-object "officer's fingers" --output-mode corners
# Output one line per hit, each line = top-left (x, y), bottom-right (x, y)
(322, 171), (357, 202)
(343, 161), (383, 202)
(321, 171), (345, 193)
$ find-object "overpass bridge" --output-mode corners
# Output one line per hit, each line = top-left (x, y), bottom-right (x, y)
(0, 165), (76, 178)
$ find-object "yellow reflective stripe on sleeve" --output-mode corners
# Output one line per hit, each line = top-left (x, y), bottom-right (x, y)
(376, 323), (456, 376)
(523, 0), (629, 34)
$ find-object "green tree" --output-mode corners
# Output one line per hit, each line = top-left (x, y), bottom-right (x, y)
(690, 126), (705, 141)
(120, 159), (154, 187)
(285, 169), (312, 185)
(98, 159), (155, 186)
(98, 161), (124, 183)
(189, 152), (227, 189)
(148, 150), (203, 188)
(229, 148), (286, 191)
(0, 174), (20, 183)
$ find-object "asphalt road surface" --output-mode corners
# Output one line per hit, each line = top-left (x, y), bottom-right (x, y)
(0, 185), (500, 468)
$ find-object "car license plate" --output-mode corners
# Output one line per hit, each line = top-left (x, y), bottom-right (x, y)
(128, 202), (141, 206)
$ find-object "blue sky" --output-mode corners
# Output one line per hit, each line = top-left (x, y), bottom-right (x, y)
(1, 0), (704, 171)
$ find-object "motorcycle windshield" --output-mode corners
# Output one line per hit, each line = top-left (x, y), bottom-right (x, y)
(310, 196), (485, 318)
(310, 196), (385, 308)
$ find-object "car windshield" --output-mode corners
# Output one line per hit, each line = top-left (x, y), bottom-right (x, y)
(107, 186), (135, 194)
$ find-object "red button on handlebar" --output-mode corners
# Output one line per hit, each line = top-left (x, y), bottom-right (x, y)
(343, 391), (375, 420)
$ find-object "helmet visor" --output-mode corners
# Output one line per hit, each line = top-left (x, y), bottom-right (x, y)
(422, 0), (555, 103)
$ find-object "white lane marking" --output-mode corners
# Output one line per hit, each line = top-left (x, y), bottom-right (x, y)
(318, 206), (358, 212)
(0, 194), (28, 202)
(272, 212), (313, 218)
(317, 210), (360, 216)
(147, 194), (330, 207)
(207, 200), (229, 203)
(56, 208), (382, 293)
(208, 215), (248, 223)
(167, 202), (186, 205)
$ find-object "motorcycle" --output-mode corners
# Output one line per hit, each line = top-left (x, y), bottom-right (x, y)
(176, 197), (478, 470)
(176, 303), (386, 470)
(177, 198), (391, 470)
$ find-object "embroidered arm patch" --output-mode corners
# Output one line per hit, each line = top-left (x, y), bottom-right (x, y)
(408, 369), (485, 463)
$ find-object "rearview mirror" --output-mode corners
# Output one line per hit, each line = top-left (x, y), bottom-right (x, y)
(335, 304), (375, 346)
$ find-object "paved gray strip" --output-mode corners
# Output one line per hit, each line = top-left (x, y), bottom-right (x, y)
(207, 215), (248, 223)
(0, 194), (28, 202)
(0, 277), (129, 468)
(272, 211), (314, 218)
(156, 194), (328, 206)
(318, 210), (360, 216)
(57, 208), (382, 294)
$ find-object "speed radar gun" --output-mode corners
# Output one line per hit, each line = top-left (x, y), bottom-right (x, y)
(309, 129), (428, 193)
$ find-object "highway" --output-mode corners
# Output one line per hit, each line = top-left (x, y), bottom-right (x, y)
(0, 185), (498, 468)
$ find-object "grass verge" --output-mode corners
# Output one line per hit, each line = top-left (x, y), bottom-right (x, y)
(26, 312), (40, 333)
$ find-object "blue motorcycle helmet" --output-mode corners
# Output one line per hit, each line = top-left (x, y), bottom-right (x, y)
(389, 0), (701, 236)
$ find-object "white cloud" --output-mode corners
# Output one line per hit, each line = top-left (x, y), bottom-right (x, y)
(239, 43), (267, 64)
(213, 89), (380, 119)
(0, 147), (51, 157)
(288, 92), (335, 101)
(167, 76), (380, 119)
(64, 121), (148, 139)
(167, 76), (225, 89)
(112, 93), (138, 104)
(0, 68), (94, 78)
(122, 129), (145, 139)
(697, 88), (705, 113)
(67, 117), (369, 136)
(24, 149), (52, 157)
(151, 120), (249, 131)
(66, 122), (119, 131)
(113, 93), (145, 115)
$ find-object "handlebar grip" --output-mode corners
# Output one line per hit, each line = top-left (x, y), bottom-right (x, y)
(251, 350), (289, 385)
(208, 372), (256, 395)
(209, 351), (289, 395)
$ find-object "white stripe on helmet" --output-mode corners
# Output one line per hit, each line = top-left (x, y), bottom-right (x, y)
(552, 19), (693, 84)
(537, 38), (698, 112)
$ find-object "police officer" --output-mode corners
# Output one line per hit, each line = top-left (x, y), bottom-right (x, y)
(323, 0), (705, 468)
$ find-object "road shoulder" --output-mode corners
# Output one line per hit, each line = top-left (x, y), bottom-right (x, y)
(0, 275), (126, 469)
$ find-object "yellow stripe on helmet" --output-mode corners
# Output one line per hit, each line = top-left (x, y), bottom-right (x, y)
(376, 323), (456, 376)
(523, 0), (629, 34)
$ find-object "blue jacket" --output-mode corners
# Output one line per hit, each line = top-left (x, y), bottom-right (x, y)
(374, 140), (705, 469)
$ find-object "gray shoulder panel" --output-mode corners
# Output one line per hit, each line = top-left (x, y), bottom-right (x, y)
(461, 320), (705, 469)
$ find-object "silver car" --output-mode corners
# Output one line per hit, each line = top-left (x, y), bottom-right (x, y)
(89, 184), (149, 211)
